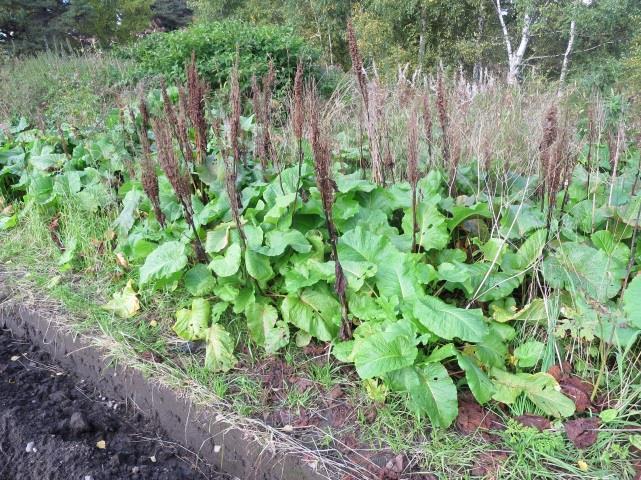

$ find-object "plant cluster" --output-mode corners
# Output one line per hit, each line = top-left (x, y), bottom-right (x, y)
(1, 48), (641, 436)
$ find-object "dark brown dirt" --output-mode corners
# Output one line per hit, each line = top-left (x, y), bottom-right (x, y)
(0, 327), (227, 480)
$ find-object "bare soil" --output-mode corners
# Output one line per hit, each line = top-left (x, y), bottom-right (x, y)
(0, 327), (227, 480)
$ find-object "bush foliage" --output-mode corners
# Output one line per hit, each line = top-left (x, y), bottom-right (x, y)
(117, 21), (318, 91)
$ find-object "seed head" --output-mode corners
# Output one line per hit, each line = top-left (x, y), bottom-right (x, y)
(293, 60), (304, 141)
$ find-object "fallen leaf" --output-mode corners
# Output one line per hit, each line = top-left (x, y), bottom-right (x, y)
(547, 362), (572, 381)
(328, 384), (344, 402)
(565, 417), (600, 449)
(96, 440), (106, 449)
(10, 355), (19, 362)
(149, 320), (158, 328)
(559, 376), (593, 413)
(578, 459), (588, 472)
(456, 396), (502, 441)
(115, 252), (129, 270)
(102, 280), (140, 319)
(514, 414), (551, 431)
(471, 451), (508, 477)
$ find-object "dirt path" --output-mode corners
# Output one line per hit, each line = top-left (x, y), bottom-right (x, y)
(0, 327), (228, 480)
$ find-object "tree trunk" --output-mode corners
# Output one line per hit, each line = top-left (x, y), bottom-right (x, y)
(559, 18), (576, 88)
(494, 0), (533, 85)
(418, 6), (427, 67)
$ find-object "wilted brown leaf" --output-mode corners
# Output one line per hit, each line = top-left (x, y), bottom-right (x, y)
(514, 414), (551, 431)
(565, 417), (600, 449)
(456, 396), (502, 441)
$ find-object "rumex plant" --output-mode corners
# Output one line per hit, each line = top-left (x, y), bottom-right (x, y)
(3, 51), (641, 433)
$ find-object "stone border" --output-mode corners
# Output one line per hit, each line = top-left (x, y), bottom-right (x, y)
(0, 299), (327, 480)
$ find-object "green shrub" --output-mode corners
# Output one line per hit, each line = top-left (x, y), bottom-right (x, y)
(117, 20), (319, 91)
(0, 50), (133, 130)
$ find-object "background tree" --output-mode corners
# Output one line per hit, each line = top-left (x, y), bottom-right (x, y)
(151, 0), (193, 30)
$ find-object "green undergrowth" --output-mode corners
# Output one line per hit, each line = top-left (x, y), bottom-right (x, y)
(2, 134), (641, 478)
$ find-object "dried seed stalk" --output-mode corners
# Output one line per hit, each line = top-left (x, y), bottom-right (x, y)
(292, 60), (305, 216)
(261, 60), (276, 169)
(186, 52), (209, 165)
(309, 86), (351, 340)
(367, 79), (384, 184)
(227, 62), (247, 249)
(138, 97), (165, 227)
(540, 104), (558, 204)
(347, 19), (368, 110)
(436, 74), (451, 188)
(230, 59), (242, 168)
(251, 74), (265, 163)
(422, 93), (433, 166)
(407, 102), (420, 253)
(152, 117), (207, 262)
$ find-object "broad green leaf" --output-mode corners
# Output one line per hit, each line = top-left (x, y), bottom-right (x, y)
(102, 280), (140, 319)
(353, 331), (418, 379)
(447, 203), (492, 231)
(414, 296), (488, 342)
(139, 241), (188, 286)
(341, 260), (377, 291)
(456, 353), (495, 404)
(425, 343), (457, 363)
(387, 363), (458, 428)
(281, 284), (341, 341)
(623, 276), (641, 329)
(184, 264), (216, 296)
(591, 230), (630, 265)
(245, 250), (274, 282)
(543, 242), (625, 301)
(257, 229), (311, 256)
(500, 204), (546, 239)
(491, 369), (575, 418)
(205, 323), (237, 372)
(339, 227), (419, 299)
(332, 340), (355, 362)
(113, 189), (143, 236)
(209, 243), (241, 277)
(475, 330), (509, 366)
(0, 214), (17, 230)
(206, 224), (232, 253)
(58, 237), (78, 267)
(515, 229), (547, 270)
(403, 198), (450, 252)
(245, 301), (289, 353)
(513, 341), (545, 368)
(336, 172), (377, 193)
(264, 192), (296, 225)
(173, 298), (211, 341)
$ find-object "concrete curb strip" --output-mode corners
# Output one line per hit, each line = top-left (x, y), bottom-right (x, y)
(0, 296), (326, 480)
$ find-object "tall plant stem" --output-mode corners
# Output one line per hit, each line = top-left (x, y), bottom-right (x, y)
(411, 187), (418, 253)
(292, 137), (304, 217)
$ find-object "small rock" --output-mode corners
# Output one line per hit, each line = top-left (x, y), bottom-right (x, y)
(25, 442), (34, 453)
(69, 412), (90, 434)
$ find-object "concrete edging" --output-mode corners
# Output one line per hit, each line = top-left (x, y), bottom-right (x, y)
(0, 299), (327, 480)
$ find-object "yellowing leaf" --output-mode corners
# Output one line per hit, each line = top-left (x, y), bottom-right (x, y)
(102, 280), (140, 319)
